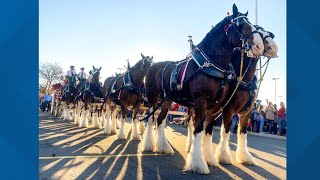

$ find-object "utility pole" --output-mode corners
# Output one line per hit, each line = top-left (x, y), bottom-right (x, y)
(272, 78), (280, 104)
(255, 0), (259, 78)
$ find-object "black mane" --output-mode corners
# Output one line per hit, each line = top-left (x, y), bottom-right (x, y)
(197, 16), (233, 59)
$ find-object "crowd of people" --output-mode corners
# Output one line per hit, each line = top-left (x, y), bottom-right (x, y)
(230, 101), (287, 136)
(165, 100), (287, 137)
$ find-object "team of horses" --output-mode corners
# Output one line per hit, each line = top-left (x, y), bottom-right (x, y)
(56, 4), (278, 174)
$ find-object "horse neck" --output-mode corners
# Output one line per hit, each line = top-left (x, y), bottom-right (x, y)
(130, 63), (146, 87)
(198, 28), (234, 68)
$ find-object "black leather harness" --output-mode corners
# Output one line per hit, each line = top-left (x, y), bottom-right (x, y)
(108, 70), (145, 107)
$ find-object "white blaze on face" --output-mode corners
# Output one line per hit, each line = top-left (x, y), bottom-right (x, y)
(87, 75), (93, 83)
(259, 30), (278, 58)
(248, 24), (264, 57)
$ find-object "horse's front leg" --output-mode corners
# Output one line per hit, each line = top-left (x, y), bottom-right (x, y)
(111, 105), (119, 134)
(215, 111), (233, 164)
(201, 111), (218, 167)
(156, 100), (174, 154)
(140, 106), (156, 152)
(79, 104), (89, 128)
(130, 107), (142, 140)
(138, 109), (146, 135)
(184, 98), (209, 174)
(93, 106), (101, 129)
(117, 105), (126, 140)
(236, 112), (257, 165)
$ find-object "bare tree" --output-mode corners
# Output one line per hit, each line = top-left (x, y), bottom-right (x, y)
(39, 61), (63, 93)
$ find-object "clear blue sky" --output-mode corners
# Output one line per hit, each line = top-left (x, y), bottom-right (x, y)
(40, 0), (286, 106)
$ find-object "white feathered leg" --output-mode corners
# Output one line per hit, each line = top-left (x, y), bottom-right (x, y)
(215, 125), (232, 164)
(138, 112), (146, 135)
(70, 109), (75, 121)
(117, 118), (126, 140)
(60, 105), (65, 119)
(63, 108), (69, 121)
(93, 112), (101, 128)
(102, 105), (111, 134)
(186, 118), (193, 153)
(139, 120), (145, 135)
(111, 107), (118, 134)
(184, 131), (210, 174)
(202, 133), (218, 167)
(116, 115), (120, 129)
(140, 107), (156, 152)
(100, 112), (105, 127)
(156, 119), (174, 154)
(79, 110), (89, 128)
(76, 108), (81, 125)
(74, 109), (78, 124)
(236, 132), (257, 165)
(131, 117), (141, 140)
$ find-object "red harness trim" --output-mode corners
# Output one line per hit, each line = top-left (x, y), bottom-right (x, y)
(178, 62), (188, 84)
(224, 24), (231, 32)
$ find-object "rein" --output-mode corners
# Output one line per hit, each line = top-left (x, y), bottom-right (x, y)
(240, 57), (270, 118)
(211, 39), (247, 117)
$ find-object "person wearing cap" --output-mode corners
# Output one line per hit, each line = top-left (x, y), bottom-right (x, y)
(78, 67), (87, 84)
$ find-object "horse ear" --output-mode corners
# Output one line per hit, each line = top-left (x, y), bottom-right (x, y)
(93, 65), (95, 70)
(99, 67), (102, 71)
(244, 11), (248, 16)
(151, 56), (153, 60)
(232, 3), (239, 17)
(141, 53), (145, 59)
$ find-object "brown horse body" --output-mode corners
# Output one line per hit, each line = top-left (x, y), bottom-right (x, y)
(102, 54), (153, 140)
(141, 4), (265, 174)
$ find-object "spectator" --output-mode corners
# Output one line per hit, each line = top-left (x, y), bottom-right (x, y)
(251, 105), (259, 132)
(258, 105), (266, 133)
(247, 119), (253, 131)
(273, 104), (279, 134)
(265, 102), (276, 134)
(41, 93), (52, 112)
(278, 102), (287, 136)
(230, 114), (239, 134)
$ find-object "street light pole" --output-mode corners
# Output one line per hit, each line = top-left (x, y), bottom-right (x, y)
(255, 0), (259, 78)
(272, 78), (280, 104)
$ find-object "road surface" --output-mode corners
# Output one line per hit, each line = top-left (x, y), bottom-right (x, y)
(39, 111), (286, 180)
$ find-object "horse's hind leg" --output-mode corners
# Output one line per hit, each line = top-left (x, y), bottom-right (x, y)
(236, 112), (257, 165)
(215, 111), (233, 164)
(156, 100), (174, 154)
(117, 106), (126, 140)
(184, 98), (209, 174)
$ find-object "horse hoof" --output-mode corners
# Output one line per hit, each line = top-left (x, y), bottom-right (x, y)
(184, 153), (210, 174)
(236, 150), (258, 165)
(215, 144), (232, 164)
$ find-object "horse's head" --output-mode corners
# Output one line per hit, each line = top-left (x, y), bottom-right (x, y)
(254, 25), (278, 58)
(139, 53), (153, 74)
(90, 66), (102, 83)
(224, 4), (264, 57)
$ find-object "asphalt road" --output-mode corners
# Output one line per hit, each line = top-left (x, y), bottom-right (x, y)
(39, 111), (286, 180)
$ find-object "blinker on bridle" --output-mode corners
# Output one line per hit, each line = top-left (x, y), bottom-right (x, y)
(225, 15), (260, 53)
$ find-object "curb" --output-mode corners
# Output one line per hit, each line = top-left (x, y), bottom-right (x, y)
(213, 126), (286, 141)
